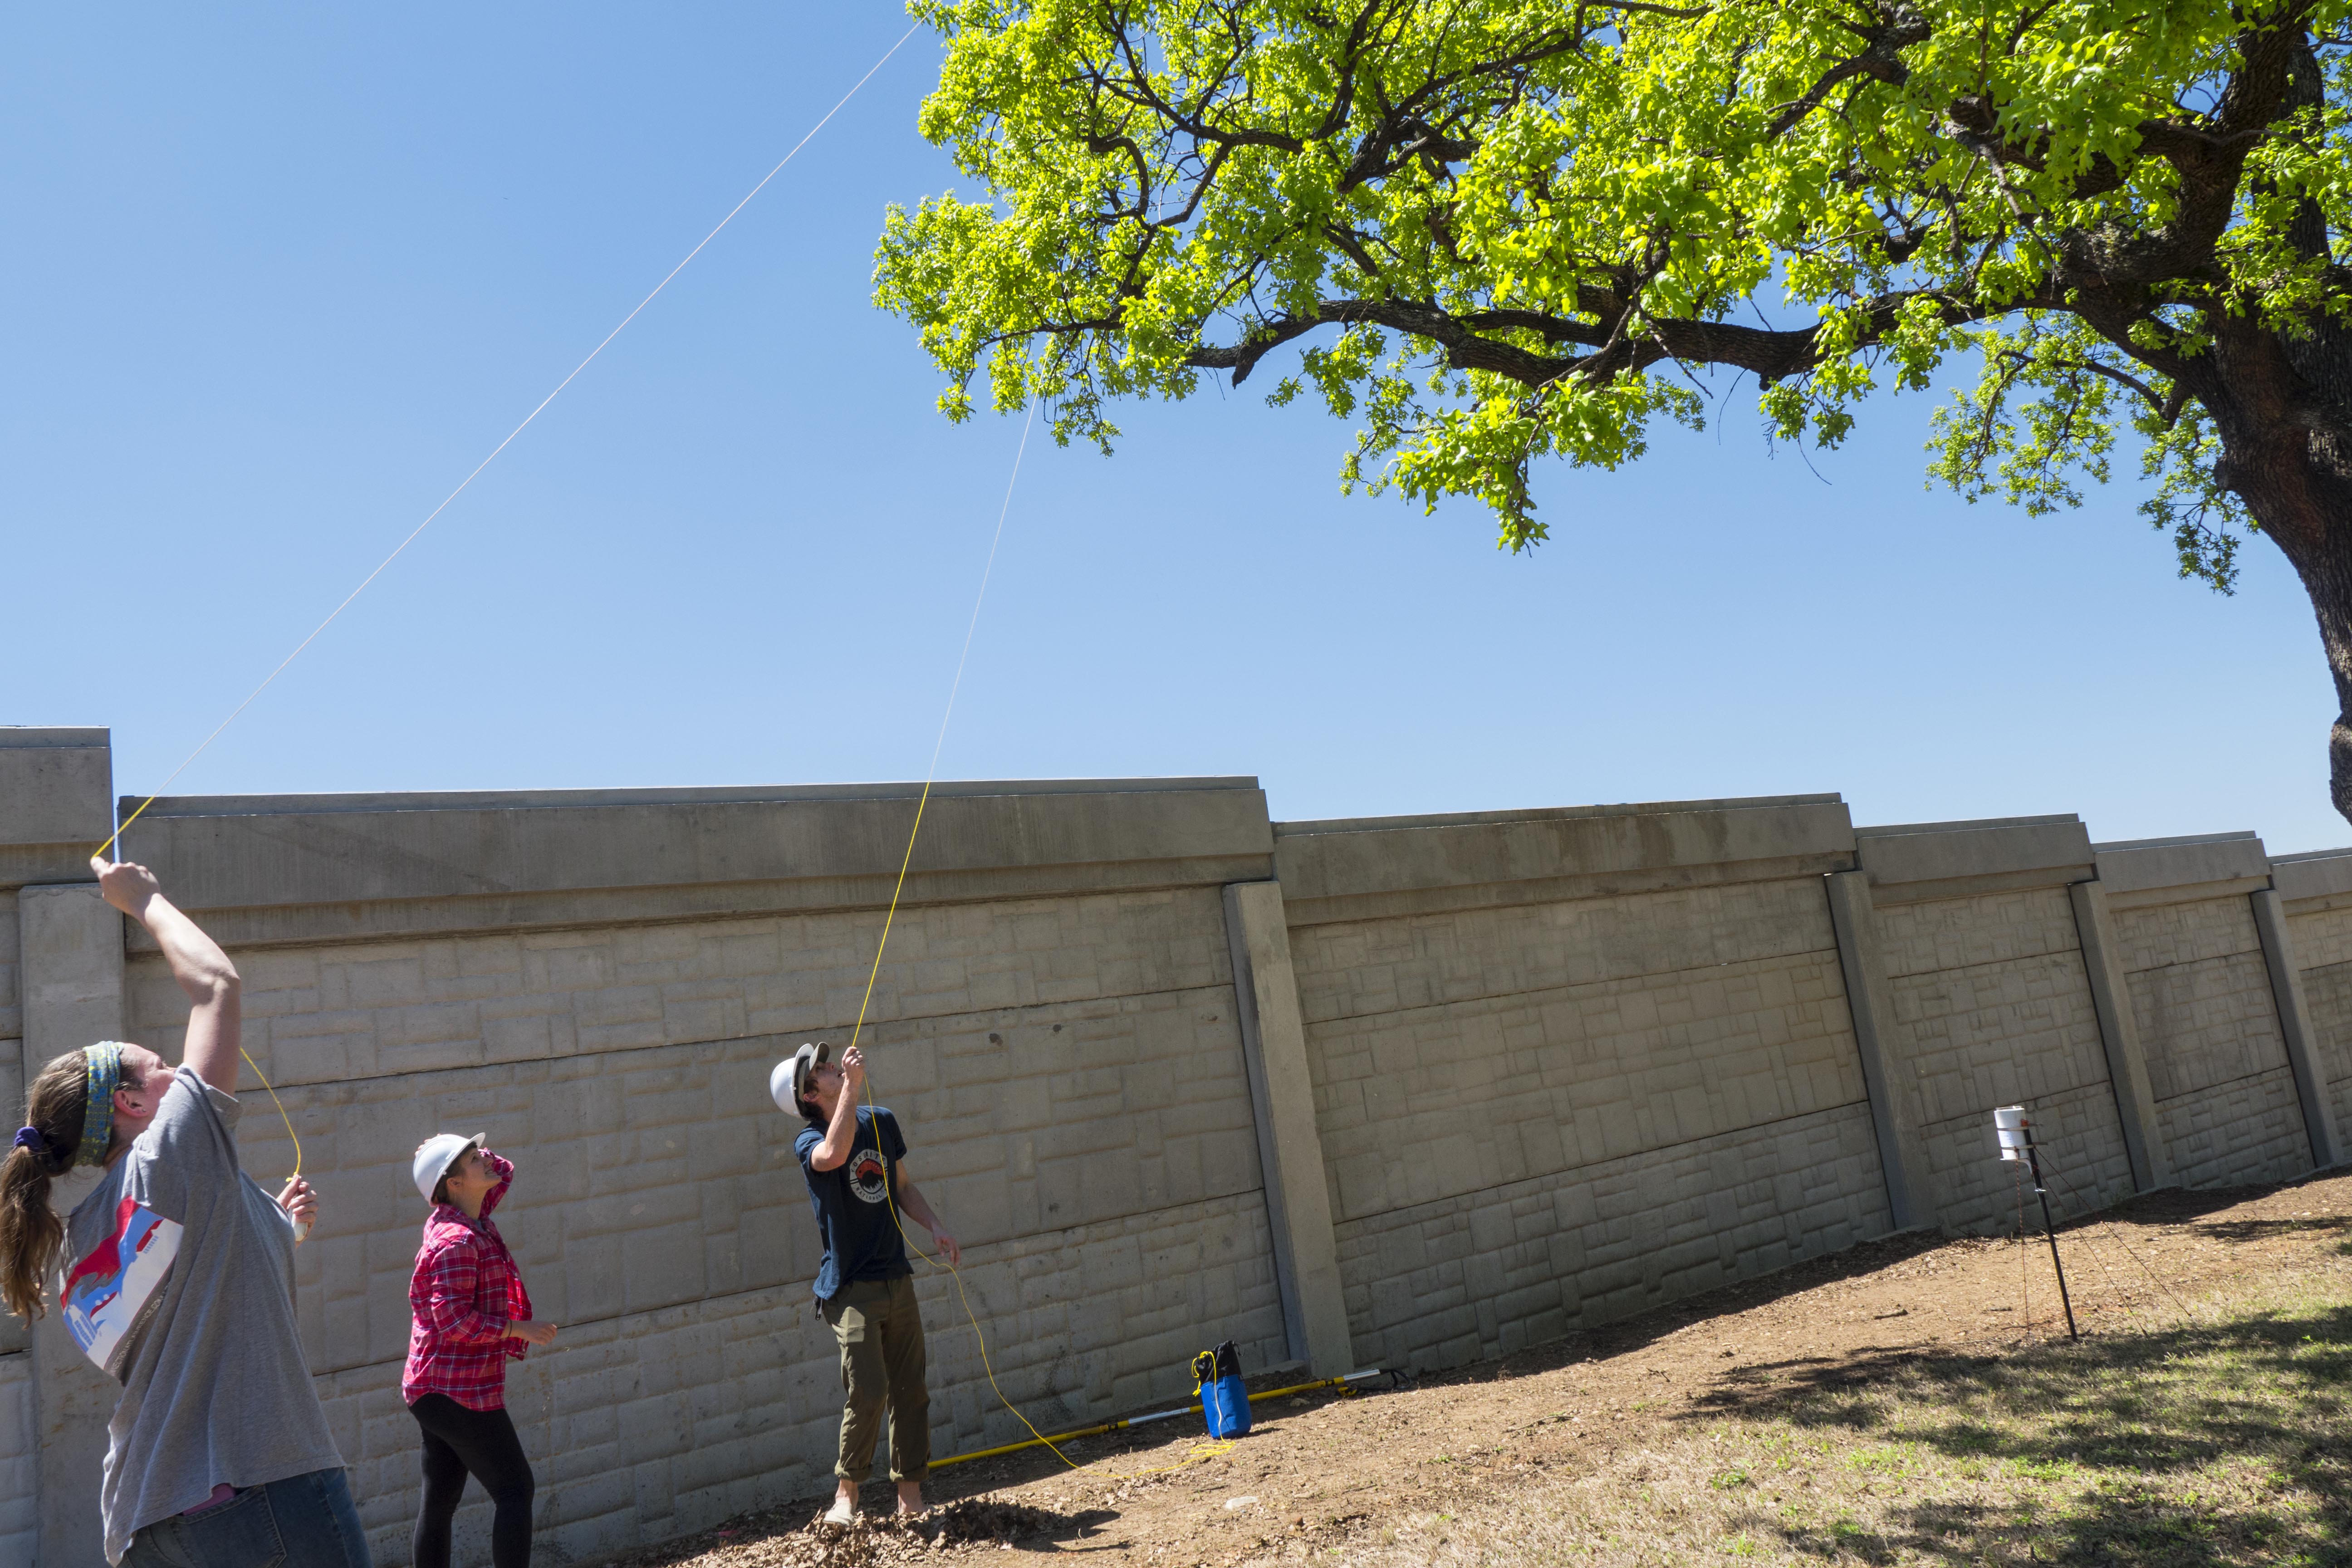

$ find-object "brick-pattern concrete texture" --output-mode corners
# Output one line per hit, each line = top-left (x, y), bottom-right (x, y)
(115, 889), (1276, 1563)
(1279, 799), (1890, 1372)
(2286, 901), (2352, 1137)
(0, 901), (20, 1042)
(0, 1353), (33, 1565)
(1874, 887), (2135, 1233)
(11, 746), (2351, 1568)
(318, 1194), (1280, 1566)
(2114, 896), (2311, 1186)
(1294, 878), (1865, 1225)
(1333, 1105), (1887, 1368)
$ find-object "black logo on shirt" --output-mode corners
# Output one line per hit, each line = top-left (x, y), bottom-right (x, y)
(848, 1150), (889, 1205)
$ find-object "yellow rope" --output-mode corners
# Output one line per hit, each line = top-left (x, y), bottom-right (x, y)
(826, 402), (1084, 1472)
(239, 1047), (302, 1181)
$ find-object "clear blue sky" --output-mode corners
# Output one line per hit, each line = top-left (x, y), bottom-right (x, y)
(7, 7), (2342, 851)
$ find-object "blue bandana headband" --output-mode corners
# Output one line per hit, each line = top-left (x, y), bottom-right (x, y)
(77, 1043), (123, 1169)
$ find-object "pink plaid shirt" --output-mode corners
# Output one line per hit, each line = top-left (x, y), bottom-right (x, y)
(402, 1150), (533, 1411)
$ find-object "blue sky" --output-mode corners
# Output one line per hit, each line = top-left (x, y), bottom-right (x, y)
(6, 7), (2342, 851)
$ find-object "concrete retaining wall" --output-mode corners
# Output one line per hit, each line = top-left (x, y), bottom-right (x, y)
(2277, 848), (2352, 1142)
(6, 726), (2349, 1565)
(2096, 836), (2314, 1188)
(1276, 798), (1891, 1367)
(1851, 818), (2133, 1236)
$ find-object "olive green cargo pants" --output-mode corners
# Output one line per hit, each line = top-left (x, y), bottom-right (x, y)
(820, 1274), (930, 1482)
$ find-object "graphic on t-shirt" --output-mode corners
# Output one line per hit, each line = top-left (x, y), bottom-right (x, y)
(848, 1148), (890, 1205)
(64, 1194), (181, 1377)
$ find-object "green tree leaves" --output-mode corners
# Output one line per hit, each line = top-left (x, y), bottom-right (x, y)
(873, 0), (2349, 578)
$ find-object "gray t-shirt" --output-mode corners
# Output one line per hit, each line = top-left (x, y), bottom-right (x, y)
(61, 1065), (345, 1564)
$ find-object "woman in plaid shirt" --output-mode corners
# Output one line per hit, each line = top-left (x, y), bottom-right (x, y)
(404, 1133), (558, 1568)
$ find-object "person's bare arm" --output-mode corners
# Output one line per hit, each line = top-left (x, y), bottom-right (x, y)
(808, 1046), (867, 1171)
(93, 858), (240, 1093)
(895, 1170), (960, 1268)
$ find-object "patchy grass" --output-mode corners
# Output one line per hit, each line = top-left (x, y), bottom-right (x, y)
(1357, 1280), (2352, 1566)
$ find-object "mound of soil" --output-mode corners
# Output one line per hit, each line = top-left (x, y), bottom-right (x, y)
(617, 1171), (2352, 1567)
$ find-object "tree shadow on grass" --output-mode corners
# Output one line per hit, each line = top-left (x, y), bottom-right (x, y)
(1684, 1304), (2352, 1565)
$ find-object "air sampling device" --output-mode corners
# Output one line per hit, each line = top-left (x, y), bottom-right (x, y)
(1193, 1341), (1252, 1439)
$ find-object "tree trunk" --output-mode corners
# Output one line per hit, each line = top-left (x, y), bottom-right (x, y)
(2211, 329), (2352, 831)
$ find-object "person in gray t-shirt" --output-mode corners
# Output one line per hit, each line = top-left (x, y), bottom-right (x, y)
(0, 858), (368, 1567)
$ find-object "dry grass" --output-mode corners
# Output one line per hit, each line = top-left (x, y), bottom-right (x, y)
(1349, 1272), (2352, 1566)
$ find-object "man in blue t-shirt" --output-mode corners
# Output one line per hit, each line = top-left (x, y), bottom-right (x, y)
(774, 1040), (960, 1524)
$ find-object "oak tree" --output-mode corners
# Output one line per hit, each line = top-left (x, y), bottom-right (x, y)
(875, 0), (2352, 818)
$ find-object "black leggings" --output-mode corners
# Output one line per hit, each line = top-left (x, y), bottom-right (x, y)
(409, 1392), (535, 1568)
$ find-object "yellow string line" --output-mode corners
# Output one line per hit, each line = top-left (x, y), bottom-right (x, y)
(843, 398), (1036, 1056)
(238, 1047), (302, 1182)
(835, 402), (1079, 1472)
(91, 23), (921, 864)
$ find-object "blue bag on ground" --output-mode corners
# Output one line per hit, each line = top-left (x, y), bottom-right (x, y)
(1195, 1342), (1251, 1438)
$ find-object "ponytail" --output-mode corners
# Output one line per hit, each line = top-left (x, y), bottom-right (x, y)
(1, 1052), (93, 1322)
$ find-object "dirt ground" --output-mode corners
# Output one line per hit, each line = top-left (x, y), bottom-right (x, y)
(609, 1171), (2352, 1568)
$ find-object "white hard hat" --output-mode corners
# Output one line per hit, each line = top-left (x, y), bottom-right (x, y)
(769, 1042), (830, 1112)
(412, 1131), (485, 1202)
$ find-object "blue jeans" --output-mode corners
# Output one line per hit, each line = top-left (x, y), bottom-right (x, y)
(123, 1466), (371, 1568)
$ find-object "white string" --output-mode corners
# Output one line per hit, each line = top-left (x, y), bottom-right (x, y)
(929, 399), (1038, 777)
(108, 23), (923, 830)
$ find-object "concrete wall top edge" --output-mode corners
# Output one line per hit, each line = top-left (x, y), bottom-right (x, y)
(127, 775), (1262, 818)
(2092, 832), (2270, 894)
(1271, 797), (1855, 902)
(1852, 815), (2093, 888)
(2272, 847), (2352, 904)
(2092, 830), (2262, 852)
(1853, 813), (2081, 838)
(1272, 793), (1843, 839)
(0, 726), (108, 749)
(0, 734), (113, 849)
(121, 784), (1278, 914)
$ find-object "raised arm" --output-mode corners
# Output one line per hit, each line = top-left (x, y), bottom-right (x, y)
(807, 1047), (867, 1172)
(93, 858), (240, 1094)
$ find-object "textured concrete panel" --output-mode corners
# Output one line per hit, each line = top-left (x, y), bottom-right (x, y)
(2285, 900), (2352, 1163)
(2158, 1066), (2311, 1189)
(1290, 875), (1843, 1026)
(1331, 1105), (1890, 1371)
(2130, 950), (2287, 1103)
(1304, 940), (1861, 1225)
(0, 904), (18, 1043)
(2112, 895), (2270, 979)
(1873, 884), (2095, 980)
(1868, 886), (2129, 1234)
(0, 1353), (32, 1567)
(324, 1192), (1282, 1566)
(127, 889), (1240, 1090)
(192, 1007), (1257, 1379)
(2117, 895), (2310, 1185)
(0, 1051), (19, 1360)
(1919, 1079), (2136, 1236)
(20, 881), (123, 1568)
